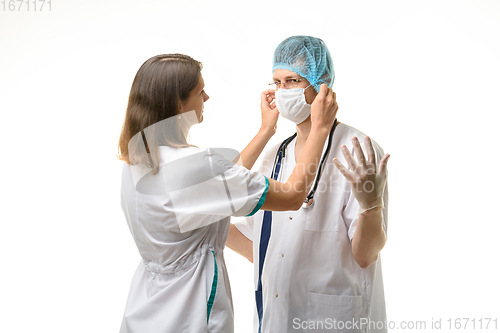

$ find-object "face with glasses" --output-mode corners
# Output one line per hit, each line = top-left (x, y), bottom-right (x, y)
(270, 69), (318, 105)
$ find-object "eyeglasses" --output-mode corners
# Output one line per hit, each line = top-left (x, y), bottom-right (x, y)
(268, 78), (308, 89)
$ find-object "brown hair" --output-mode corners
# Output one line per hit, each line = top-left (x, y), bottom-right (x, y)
(117, 54), (202, 173)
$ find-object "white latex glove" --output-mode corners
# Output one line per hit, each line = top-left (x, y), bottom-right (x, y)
(332, 136), (390, 213)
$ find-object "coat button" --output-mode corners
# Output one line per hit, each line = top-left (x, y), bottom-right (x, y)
(275, 294), (279, 298)
(281, 254), (284, 258)
(289, 216), (293, 220)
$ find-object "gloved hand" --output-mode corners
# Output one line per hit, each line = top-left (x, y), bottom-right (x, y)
(333, 136), (390, 213)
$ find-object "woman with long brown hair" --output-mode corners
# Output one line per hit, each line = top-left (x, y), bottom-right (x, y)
(117, 53), (337, 332)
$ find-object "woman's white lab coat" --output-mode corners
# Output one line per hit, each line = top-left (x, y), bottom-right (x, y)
(119, 146), (268, 333)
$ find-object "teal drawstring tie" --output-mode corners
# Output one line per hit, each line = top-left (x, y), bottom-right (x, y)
(207, 250), (218, 323)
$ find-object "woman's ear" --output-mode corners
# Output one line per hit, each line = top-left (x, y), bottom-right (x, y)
(177, 100), (184, 113)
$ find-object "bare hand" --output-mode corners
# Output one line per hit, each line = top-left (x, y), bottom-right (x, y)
(310, 84), (338, 131)
(260, 89), (279, 135)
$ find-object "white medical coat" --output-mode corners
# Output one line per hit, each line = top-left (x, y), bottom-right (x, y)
(235, 123), (389, 333)
(120, 146), (268, 333)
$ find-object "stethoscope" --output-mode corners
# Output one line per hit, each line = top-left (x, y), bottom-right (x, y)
(255, 118), (338, 332)
(271, 118), (338, 207)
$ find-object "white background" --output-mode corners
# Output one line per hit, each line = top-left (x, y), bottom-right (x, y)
(1, 0), (499, 332)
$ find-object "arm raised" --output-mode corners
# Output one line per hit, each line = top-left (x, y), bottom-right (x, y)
(333, 136), (390, 268)
(261, 85), (338, 211)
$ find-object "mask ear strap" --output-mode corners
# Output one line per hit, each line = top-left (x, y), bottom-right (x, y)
(304, 84), (312, 90)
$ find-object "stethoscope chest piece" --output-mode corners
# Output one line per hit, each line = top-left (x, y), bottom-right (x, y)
(302, 198), (314, 208)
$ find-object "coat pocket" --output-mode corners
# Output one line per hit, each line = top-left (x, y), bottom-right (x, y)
(306, 292), (365, 333)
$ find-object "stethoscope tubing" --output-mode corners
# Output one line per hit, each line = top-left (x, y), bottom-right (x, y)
(273, 118), (338, 204)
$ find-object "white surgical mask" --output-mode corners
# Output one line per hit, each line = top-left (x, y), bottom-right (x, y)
(275, 85), (312, 124)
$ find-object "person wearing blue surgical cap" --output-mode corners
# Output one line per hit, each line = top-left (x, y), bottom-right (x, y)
(227, 35), (391, 333)
(117, 53), (339, 333)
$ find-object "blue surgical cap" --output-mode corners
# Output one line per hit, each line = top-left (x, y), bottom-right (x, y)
(272, 35), (334, 92)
